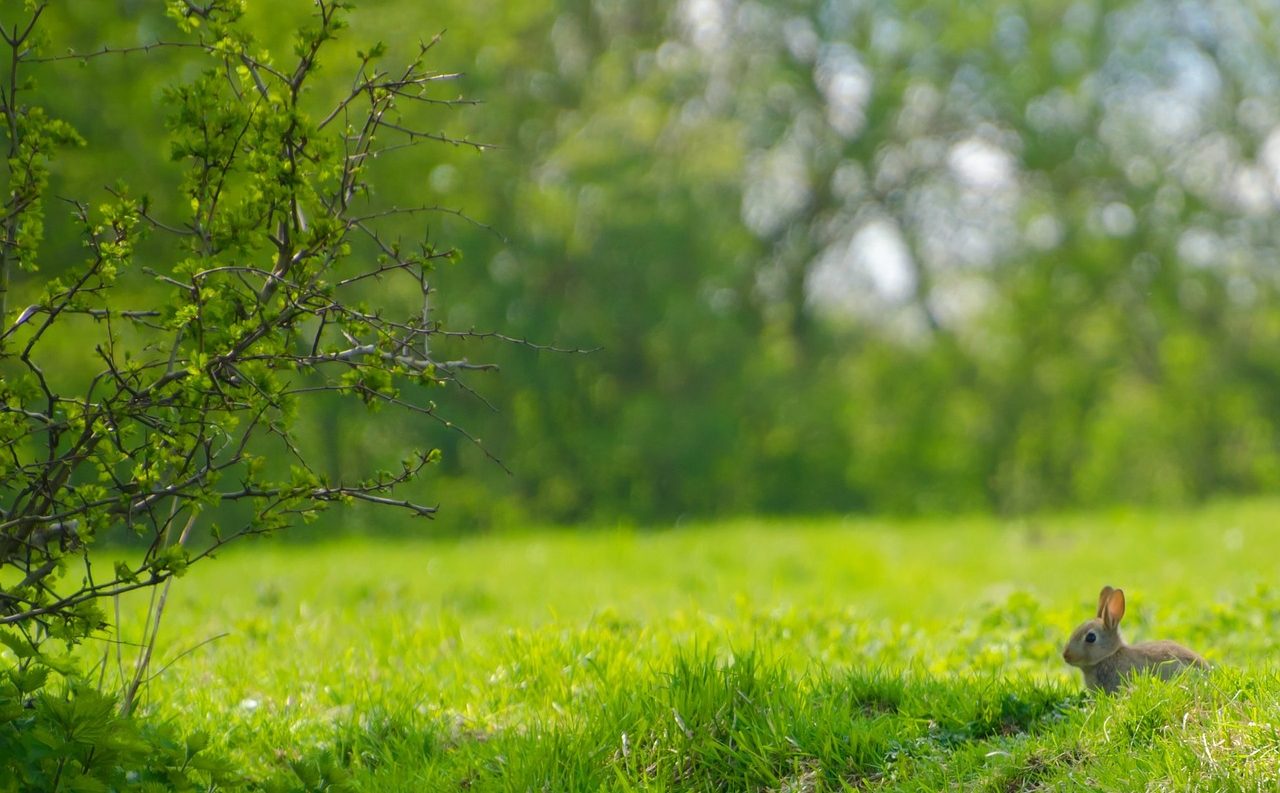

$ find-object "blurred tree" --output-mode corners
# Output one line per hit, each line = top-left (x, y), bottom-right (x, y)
(332, 0), (1280, 524)
(19, 0), (1280, 530)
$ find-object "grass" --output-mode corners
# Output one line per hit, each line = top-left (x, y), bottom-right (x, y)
(97, 498), (1280, 790)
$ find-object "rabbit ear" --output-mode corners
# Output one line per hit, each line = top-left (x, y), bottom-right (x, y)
(1103, 588), (1126, 629)
(1097, 585), (1116, 618)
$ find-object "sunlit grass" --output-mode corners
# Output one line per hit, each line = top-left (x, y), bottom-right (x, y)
(100, 498), (1280, 789)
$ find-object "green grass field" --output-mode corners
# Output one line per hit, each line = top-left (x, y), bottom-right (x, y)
(105, 499), (1280, 790)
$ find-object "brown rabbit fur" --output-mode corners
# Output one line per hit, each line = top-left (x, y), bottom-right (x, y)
(1062, 585), (1208, 693)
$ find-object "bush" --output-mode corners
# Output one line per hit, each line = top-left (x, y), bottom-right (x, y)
(0, 0), (503, 781)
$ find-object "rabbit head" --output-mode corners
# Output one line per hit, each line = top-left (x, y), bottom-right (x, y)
(1062, 585), (1126, 668)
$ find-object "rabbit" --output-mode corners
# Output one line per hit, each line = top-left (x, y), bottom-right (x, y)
(1062, 585), (1208, 693)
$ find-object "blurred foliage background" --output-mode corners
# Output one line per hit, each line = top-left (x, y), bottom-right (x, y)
(15, 0), (1280, 530)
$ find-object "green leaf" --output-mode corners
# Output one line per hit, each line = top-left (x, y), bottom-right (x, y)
(184, 729), (209, 756)
(114, 561), (139, 584)
(0, 631), (36, 659)
(64, 776), (110, 793)
(10, 666), (48, 694)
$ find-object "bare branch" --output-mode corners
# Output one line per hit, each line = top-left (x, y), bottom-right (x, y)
(29, 40), (209, 63)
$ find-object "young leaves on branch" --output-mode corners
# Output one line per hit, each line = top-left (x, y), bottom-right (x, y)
(0, 2), (498, 658)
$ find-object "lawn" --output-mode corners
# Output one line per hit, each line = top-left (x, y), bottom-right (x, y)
(105, 499), (1280, 790)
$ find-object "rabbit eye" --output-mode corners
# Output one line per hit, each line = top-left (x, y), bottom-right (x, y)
(1085, 632), (1097, 643)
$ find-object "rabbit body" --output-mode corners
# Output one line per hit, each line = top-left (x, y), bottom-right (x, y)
(1075, 638), (1207, 693)
(1062, 586), (1208, 694)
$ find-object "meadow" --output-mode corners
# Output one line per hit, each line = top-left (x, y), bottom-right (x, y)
(108, 499), (1280, 791)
